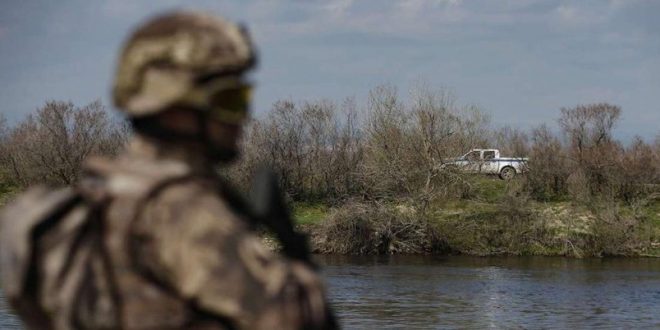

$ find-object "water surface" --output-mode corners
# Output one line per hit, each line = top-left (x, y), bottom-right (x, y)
(1, 256), (659, 329)
(319, 255), (660, 329)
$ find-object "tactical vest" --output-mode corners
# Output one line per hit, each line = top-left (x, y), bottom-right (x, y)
(0, 157), (233, 329)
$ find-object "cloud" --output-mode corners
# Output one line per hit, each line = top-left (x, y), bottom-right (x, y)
(1, 0), (658, 138)
(247, 0), (473, 42)
(555, 4), (578, 22)
(100, 0), (144, 17)
(322, 0), (355, 16)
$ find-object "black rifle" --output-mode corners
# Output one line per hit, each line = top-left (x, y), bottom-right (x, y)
(249, 167), (339, 329)
(249, 167), (314, 267)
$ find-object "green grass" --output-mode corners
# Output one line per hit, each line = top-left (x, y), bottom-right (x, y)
(644, 198), (660, 227)
(292, 202), (329, 226)
(295, 177), (660, 257)
(470, 176), (507, 203)
(642, 197), (660, 256)
(0, 182), (17, 206)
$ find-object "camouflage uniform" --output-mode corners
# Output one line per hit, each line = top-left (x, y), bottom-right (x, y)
(0, 11), (336, 330)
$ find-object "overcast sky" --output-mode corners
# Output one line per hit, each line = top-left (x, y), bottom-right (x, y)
(1, 0), (658, 140)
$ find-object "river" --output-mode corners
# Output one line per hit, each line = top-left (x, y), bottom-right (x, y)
(319, 256), (660, 329)
(1, 256), (659, 329)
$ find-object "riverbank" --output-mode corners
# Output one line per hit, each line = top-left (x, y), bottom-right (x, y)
(1, 179), (658, 258)
(291, 179), (660, 258)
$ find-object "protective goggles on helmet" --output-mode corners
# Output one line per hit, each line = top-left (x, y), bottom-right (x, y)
(207, 84), (252, 125)
(181, 77), (252, 125)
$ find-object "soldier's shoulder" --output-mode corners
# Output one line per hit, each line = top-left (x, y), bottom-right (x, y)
(80, 155), (200, 198)
(145, 178), (234, 218)
(0, 185), (79, 232)
(136, 175), (253, 237)
(0, 186), (81, 297)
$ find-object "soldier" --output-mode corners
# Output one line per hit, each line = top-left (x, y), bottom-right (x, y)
(0, 11), (337, 329)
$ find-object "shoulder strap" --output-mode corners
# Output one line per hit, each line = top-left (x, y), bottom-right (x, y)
(0, 187), (81, 322)
(0, 187), (81, 302)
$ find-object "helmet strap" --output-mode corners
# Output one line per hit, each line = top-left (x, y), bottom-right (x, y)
(196, 111), (210, 147)
(197, 111), (238, 162)
(131, 117), (198, 143)
(131, 114), (237, 162)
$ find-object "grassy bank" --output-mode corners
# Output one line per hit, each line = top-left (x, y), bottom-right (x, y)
(294, 178), (660, 258)
(2, 179), (657, 258)
(0, 184), (16, 207)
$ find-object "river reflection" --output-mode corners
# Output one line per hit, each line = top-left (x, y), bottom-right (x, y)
(0, 256), (658, 329)
(0, 291), (21, 329)
(318, 255), (660, 329)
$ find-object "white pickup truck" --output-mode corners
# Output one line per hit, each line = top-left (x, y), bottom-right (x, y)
(442, 149), (528, 180)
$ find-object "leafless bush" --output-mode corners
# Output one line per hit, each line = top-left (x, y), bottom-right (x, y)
(590, 203), (653, 256)
(229, 98), (365, 202)
(522, 104), (656, 204)
(231, 94), (654, 256)
(0, 114), (6, 138)
(0, 115), (10, 187)
(493, 125), (529, 158)
(522, 125), (570, 201)
(559, 103), (622, 200)
(2, 100), (128, 187)
(312, 201), (444, 254)
(311, 201), (378, 254)
(228, 84), (491, 212)
(435, 194), (554, 256)
(226, 83), (494, 208)
(360, 85), (490, 206)
(615, 137), (659, 201)
(361, 85), (413, 199)
(408, 87), (489, 205)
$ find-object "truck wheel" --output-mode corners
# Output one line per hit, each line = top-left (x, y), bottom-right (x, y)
(499, 167), (516, 180)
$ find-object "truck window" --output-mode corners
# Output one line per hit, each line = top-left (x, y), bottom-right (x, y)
(483, 151), (495, 160)
(465, 151), (480, 161)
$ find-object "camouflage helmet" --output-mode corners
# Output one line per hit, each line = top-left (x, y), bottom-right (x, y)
(112, 11), (257, 120)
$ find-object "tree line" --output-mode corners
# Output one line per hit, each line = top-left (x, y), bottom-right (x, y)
(230, 85), (659, 207)
(1, 86), (658, 207)
(0, 101), (127, 189)
(1, 86), (657, 255)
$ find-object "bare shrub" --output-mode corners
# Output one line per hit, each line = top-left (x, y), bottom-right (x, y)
(312, 202), (378, 254)
(228, 84), (491, 207)
(566, 169), (591, 203)
(228, 83), (500, 212)
(229, 98), (365, 202)
(493, 125), (529, 158)
(360, 85), (490, 205)
(3, 100), (128, 187)
(523, 104), (656, 204)
(523, 124), (570, 201)
(436, 192), (559, 256)
(408, 87), (482, 207)
(615, 137), (659, 201)
(222, 91), (655, 257)
(0, 115), (10, 188)
(331, 98), (364, 198)
(361, 85), (414, 199)
(312, 201), (443, 254)
(559, 103), (621, 199)
(0, 114), (6, 140)
(590, 203), (653, 256)
(453, 105), (491, 153)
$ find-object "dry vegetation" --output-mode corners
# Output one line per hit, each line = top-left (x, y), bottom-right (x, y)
(228, 85), (659, 257)
(0, 100), (127, 188)
(1, 88), (659, 257)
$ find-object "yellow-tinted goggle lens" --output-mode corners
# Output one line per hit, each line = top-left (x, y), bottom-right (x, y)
(208, 86), (252, 124)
